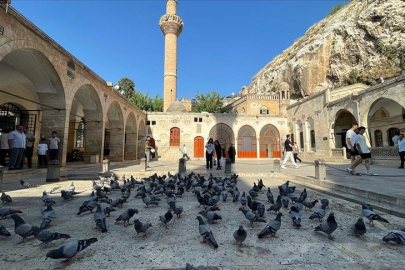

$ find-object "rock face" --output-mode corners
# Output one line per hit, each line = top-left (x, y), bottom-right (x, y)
(244, 0), (405, 98)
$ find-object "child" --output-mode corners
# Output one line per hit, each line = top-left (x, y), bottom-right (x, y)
(48, 131), (60, 161)
(37, 138), (48, 168)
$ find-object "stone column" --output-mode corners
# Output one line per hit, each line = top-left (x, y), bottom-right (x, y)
(83, 110), (103, 163)
(124, 131), (137, 160)
(46, 160), (61, 182)
(102, 159), (110, 173)
(273, 159), (280, 173)
(109, 120), (124, 162)
(314, 160), (326, 180)
(256, 138), (260, 158)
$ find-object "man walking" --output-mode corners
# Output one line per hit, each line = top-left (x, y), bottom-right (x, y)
(281, 134), (300, 169)
(352, 126), (375, 175)
(8, 125), (26, 170)
(145, 136), (153, 168)
(398, 134), (405, 169)
(345, 123), (359, 173)
(182, 144), (190, 160)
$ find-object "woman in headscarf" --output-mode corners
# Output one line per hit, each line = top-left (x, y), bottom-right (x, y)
(205, 138), (215, 169)
(214, 140), (222, 170)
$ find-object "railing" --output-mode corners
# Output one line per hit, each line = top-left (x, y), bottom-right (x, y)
(330, 147), (346, 159)
(369, 146), (400, 160)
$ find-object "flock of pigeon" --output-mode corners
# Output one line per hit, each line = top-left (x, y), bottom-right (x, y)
(0, 173), (404, 264)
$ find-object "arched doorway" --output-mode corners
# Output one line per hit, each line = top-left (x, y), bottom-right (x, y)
(333, 110), (357, 148)
(209, 123), (235, 158)
(194, 136), (204, 158)
(105, 102), (124, 161)
(368, 98), (405, 147)
(237, 125), (257, 158)
(259, 124), (281, 158)
(125, 113), (137, 160)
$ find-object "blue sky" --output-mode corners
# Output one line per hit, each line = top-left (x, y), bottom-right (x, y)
(12, 0), (346, 99)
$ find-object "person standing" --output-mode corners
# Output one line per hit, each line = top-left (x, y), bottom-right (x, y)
(48, 131), (60, 161)
(145, 136), (153, 168)
(0, 129), (10, 167)
(22, 126), (35, 168)
(293, 142), (302, 163)
(182, 144), (190, 160)
(354, 126), (375, 175)
(214, 140), (222, 170)
(398, 134), (405, 169)
(8, 125), (26, 170)
(228, 144), (236, 164)
(37, 138), (48, 168)
(205, 138), (215, 169)
(392, 132), (400, 147)
(345, 123), (359, 173)
(281, 134), (300, 169)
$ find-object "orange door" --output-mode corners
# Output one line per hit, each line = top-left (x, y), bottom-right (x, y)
(194, 136), (204, 158)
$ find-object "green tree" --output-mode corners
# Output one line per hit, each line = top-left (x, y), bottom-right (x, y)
(129, 92), (163, 112)
(118, 77), (135, 99)
(193, 91), (226, 113)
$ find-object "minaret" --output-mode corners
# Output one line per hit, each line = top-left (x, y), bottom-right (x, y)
(159, 0), (183, 112)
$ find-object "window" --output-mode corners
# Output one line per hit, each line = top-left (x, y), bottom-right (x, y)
(299, 132), (304, 149)
(170, 127), (180, 146)
(260, 106), (269, 115)
(146, 121), (156, 126)
(146, 121), (150, 126)
(76, 120), (85, 148)
(194, 117), (202, 122)
(374, 130), (383, 147)
(152, 121), (156, 125)
(310, 130), (316, 149)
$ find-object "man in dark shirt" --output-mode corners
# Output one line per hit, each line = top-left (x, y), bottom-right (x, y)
(281, 134), (300, 169)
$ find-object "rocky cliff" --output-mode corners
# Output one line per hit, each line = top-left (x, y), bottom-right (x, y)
(244, 0), (405, 98)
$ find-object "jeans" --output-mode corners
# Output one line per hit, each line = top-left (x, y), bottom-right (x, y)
(9, 148), (25, 169)
(293, 153), (301, 163)
(145, 151), (151, 167)
(49, 149), (58, 161)
(38, 155), (48, 167)
(206, 152), (213, 168)
(20, 146), (33, 168)
(282, 151), (297, 166)
(400, 151), (405, 168)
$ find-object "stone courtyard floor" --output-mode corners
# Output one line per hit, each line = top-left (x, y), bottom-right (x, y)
(1, 159), (405, 269)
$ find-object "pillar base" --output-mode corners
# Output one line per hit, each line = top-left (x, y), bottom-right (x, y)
(140, 158), (147, 172)
(225, 158), (232, 174)
(273, 159), (281, 173)
(179, 158), (186, 173)
(46, 160), (61, 182)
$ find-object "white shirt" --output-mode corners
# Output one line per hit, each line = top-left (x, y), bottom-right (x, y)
(37, 143), (48, 155)
(392, 135), (399, 146)
(183, 146), (187, 154)
(399, 138), (405, 152)
(355, 134), (370, 154)
(25, 132), (35, 147)
(8, 130), (26, 148)
(205, 142), (215, 154)
(345, 129), (357, 149)
(49, 137), (60, 149)
(0, 133), (9, 149)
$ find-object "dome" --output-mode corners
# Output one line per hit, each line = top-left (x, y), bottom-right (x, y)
(166, 101), (187, 112)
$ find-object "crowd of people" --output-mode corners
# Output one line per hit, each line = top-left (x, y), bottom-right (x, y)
(0, 125), (60, 170)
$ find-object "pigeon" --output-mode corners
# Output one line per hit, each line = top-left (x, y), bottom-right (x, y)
(361, 203), (389, 225)
(303, 200), (318, 211)
(77, 200), (97, 215)
(46, 238), (98, 261)
(258, 213), (283, 238)
(267, 195), (282, 214)
(351, 217), (367, 237)
(196, 216), (218, 248)
(266, 188), (274, 204)
(309, 203), (327, 222)
(289, 206), (301, 228)
(232, 187), (240, 203)
(41, 191), (56, 207)
(44, 186), (61, 194)
(239, 207), (266, 226)
(94, 204), (107, 233)
(109, 198), (124, 207)
(0, 224), (11, 236)
(199, 210), (222, 224)
(134, 219), (152, 236)
(294, 200), (304, 211)
(10, 214), (36, 243)
(115, 209), (138, 226)
(40, 205), (55, 229)
(1, 192), (12, 204)
(102, 205), (116, 217)
(249, 189), (258, 198)
(320, 198), (329, 208)
(32, 227), (71, 244)
(142, 193), (159, 207)
(233, 225), (247, 246)
(170, 202), (184, 218)
(61, 190), (74, 201)
(221, 190), (228, 202)
(281, 195), (289, 208)
(0, 207), (22, 219)
(257, 203), (265, 218)
(20, 179), (34, 188)
(298, 188), (307, 202)
(240, 191), (247, 207)
(68, 181), (75, 192)
(278, 181), (289, 194)
(382, 228), (405, 244)
(314, 212), (338, 240)
(257, 179), (265, 191)
(159, 210), (173, 227)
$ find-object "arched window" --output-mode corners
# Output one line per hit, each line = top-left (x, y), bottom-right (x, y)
(76, 119), (85, 148)
(170, 127), (180, 146)
(299, 132), (304, 150)
(310, 130), (316, 149)
(374, 130), (383, 147)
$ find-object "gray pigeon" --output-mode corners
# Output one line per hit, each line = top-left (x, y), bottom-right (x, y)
(239, 207), (266, 226)
(159, 210), (173, 227)
(41, 191), (56, 207)
(267, 195), (282, 213)
(199, 210), (222, 224)
(61, 190), (73, 201)
(33, 227), (70, 244)
(115, 208), (138, 226)
(170, 202), (183, 218)
(10, 214), (36, 243)
(46, 238), (98, 261)
(233, 225), (247, 246)
(361, 203), (389, 225)
(303, 200), (318, 211)
(109, 198), (124, 207)
(309, 203), (327, 222)
(102, 205), (116, 217)
(94, 204), (107, 232)
(289, 206), (301, 228)
(351, 217), (366, 237)
(68, 181), (75, 192)
(266, 187), (274, 204)
(0, 224), (11, 236)
(240, 191), (247, 207)
(77, 200), (98, 215)
(281, 195), (289, 208)
(196, 216), (218, 248)
(221, 190), (228, 202)
(232, 187), (240, 203)
(1, 192), (12, 204)
(382, 228), (405, 244)
(314, 212), (338, 240)
(20, 179), (34, 188)
(0, 207), (22, 219)
(134, 219), (152, 236)
(44, 186), (61, 194)
(258, 212), (283, 238)
(142, 193), (159, 207)
(40, 205), (55, 229)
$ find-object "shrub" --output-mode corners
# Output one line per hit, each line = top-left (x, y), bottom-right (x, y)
(328, 3), (346, 16)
